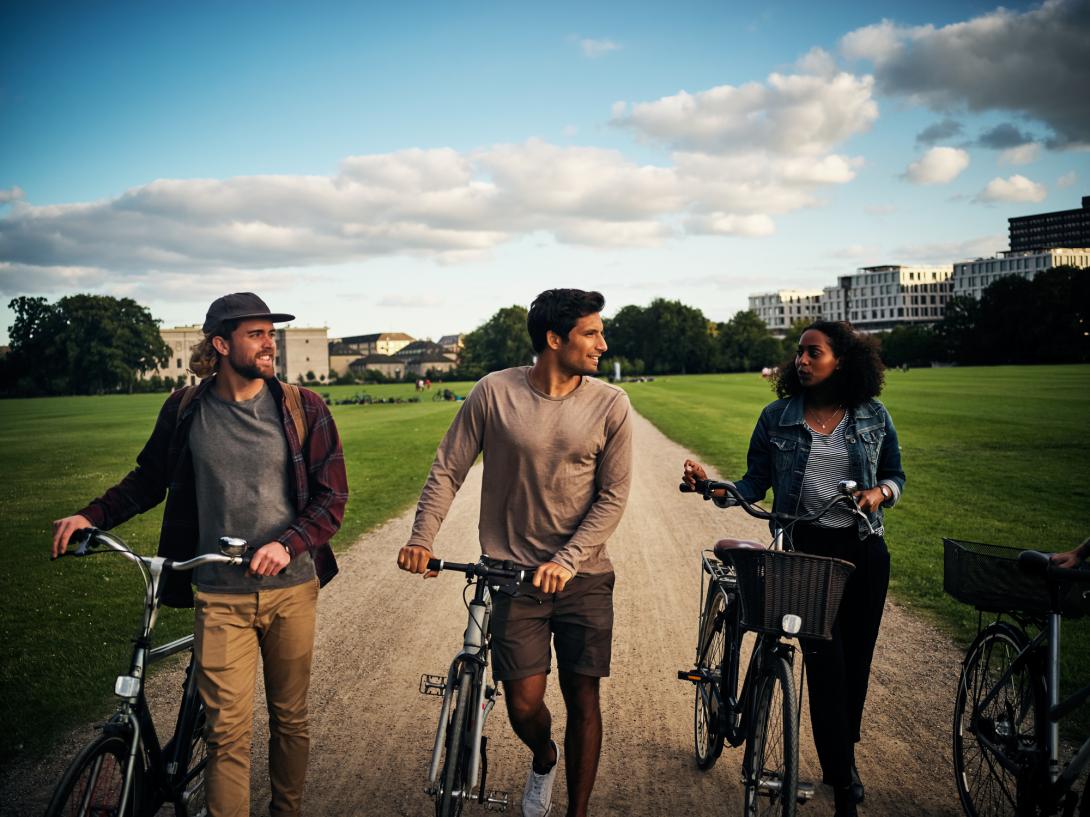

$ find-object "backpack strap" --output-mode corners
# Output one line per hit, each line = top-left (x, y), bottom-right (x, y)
(282, 383), (309, 448)
(176, 385), (197, 425)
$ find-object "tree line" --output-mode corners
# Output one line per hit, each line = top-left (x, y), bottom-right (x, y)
(2, 266), (1086, 396)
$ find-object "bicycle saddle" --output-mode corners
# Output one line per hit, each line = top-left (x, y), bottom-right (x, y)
(713, 538), (767, 561)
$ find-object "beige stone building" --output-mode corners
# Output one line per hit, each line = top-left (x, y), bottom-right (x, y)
(747, 290), (823, 337)
(154, 325), (205, 386)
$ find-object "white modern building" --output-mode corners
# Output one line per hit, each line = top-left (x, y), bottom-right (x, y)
(952, 248), (1090, 300)
(747, 290), (823, 337)
(822, 265), (953, 331)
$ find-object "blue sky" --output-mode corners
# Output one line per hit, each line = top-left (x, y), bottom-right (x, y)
(2, 0), (1087, 345)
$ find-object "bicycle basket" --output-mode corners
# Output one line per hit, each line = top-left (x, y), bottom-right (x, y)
(943, 539), (1090, 618)
(726, 550), (855, 641)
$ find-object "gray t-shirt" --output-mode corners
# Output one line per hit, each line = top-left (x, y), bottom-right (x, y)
(189, 383), (315, 592)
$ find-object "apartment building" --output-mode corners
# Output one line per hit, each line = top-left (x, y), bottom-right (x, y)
(822, 265), (953, 331)
(953, 248), (1090, 300)
(747, 290), (823, 337)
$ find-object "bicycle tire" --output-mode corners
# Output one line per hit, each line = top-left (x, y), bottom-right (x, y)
(694, 591), (727, 770)
(743, 653), (798, 817)
(45, 731), (141, 817)
(953, 622), (1046, 817)
(436, 669), (473, 817)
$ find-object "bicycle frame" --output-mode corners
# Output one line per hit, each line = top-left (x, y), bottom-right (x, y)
(427, 577), (497, 800)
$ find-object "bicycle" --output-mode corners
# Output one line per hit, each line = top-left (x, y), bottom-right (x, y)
(944, 538), (1090, 817)
(416, 557), (533, 817)
(677, 478), (873, 817)
(45, 528), (251, 817)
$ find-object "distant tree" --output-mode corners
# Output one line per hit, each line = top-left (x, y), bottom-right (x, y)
(1026, 266), (1090, 363)
(2, 294), (169, 395)
(606, 299), (714, 374)
(458, 305), (534, 378)
(780, 317), (813, 361)
(716, 310), (782, 372)
(935, 295), (981, 364)
(879, 324), (942, 368)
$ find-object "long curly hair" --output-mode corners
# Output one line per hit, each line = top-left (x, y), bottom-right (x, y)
(187, 319), (239, 379)
(774, 320), (885, 407)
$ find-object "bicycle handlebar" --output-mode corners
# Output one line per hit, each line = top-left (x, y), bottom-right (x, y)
(680, 477), (876, 535)
(1018, 549), (1090, 585)
(426, 558), (533, 584)
(61, 528), (251, 571)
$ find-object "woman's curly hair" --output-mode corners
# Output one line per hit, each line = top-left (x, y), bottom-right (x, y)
(773, 320), (885, 407)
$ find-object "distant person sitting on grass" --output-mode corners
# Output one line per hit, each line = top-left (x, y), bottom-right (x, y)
(51, 292), (348, 817)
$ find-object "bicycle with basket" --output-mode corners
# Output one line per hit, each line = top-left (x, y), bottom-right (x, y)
(944, 537), (1090, 817)
(678, 477), (872, 817)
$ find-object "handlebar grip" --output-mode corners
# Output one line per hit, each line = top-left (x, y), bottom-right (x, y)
(426, 558), (442, 572)
(679, 482), (694, 493)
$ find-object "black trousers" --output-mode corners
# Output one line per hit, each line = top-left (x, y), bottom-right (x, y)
(791, 523), (890, 788)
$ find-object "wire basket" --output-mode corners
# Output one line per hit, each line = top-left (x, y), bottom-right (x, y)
(725, 550), (855, 641)
(943, 539), (1089, 618)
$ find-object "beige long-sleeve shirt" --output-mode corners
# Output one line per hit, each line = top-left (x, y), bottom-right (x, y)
(408, 366), (632, 575)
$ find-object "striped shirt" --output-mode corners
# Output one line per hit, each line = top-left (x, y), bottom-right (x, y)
(800, 413), (855, 528)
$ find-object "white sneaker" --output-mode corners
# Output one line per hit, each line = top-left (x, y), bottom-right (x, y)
(521, 740), (558, 817)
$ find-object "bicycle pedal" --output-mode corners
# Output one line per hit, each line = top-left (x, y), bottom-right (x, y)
(677, 669), (703, 683)
(419, 674), (446, 696)
(796, 781), (815, 802)
(481, 790), (509, 812)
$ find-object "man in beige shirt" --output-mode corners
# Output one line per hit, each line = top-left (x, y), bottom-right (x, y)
(398, 289), (632, 817)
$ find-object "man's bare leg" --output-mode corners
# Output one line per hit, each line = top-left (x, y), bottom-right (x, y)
(558, 670), (601, 817)
(504, 673), (557, 772)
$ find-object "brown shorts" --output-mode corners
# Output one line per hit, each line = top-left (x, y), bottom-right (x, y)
(489, 570), (615, 681)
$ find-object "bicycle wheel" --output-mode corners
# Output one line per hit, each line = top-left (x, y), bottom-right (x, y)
(436, 669), (474, 817)
(953, 623), (1045, 817)
(694, 591), (727, 770)
(743, 653), (798, 817)
(45, 731), (140, 817)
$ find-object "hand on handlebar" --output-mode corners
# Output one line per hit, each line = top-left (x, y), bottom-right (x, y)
(681, 459), (708, 491)
(51, 514), (92, 559)
(851, 486), (886, 514)
(1050, 537), (1089, 569)
(248, 542), (291, 577)
(397, 544), (438, 578)
(533, 562), (573, 594)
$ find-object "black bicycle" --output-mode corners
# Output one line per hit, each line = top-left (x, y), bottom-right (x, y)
(945, 538), (1090, 817)
(678, 478), (872, 817)
(45, 528), (250, 817)
(417, 558), (533, 817)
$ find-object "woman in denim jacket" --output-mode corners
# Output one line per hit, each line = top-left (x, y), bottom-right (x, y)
(683, 320), (905, 817)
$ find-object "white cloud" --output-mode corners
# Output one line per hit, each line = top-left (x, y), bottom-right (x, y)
(976, 175), (1048, 203)
(999, 143), (1041, 165)
(377, 293), (445, 308)
(864, 203), (897, 216)
(0, 68), (886, 295)
(1057, 170), (1077, 188)
(903, 147), (970, 185)
(578, 38), (620, 58)
(0, 187), (25, 204)
(612, 70), (877, 157)
(839, 0), (1090, 147)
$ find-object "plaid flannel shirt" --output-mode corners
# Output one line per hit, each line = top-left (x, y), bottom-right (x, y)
(78, 377), (348, 607)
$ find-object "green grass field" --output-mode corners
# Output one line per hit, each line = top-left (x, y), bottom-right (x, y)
(3, 367), (1088, 763)
(619, 365), (1090, 734)
(0, 381), (474, 763)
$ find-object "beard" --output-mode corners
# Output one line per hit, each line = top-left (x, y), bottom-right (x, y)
(227, 349), (273, 381)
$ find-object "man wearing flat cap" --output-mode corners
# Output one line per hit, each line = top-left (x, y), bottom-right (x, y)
(52, 293), (349, 817)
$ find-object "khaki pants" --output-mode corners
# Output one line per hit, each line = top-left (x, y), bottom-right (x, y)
(194, 579), (319, 817)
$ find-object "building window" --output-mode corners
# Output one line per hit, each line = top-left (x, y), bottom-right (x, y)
(176, 358), (182, 368)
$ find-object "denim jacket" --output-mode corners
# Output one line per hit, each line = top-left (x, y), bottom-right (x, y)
(732, 395), (906, 538)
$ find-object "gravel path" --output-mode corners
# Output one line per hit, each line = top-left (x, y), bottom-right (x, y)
(3, 409), (963, 816)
